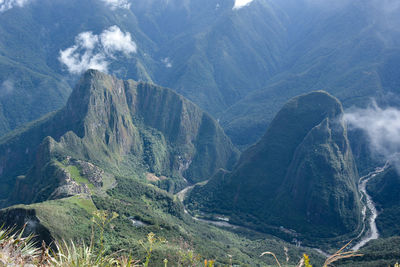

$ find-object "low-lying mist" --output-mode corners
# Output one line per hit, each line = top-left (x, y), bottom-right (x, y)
(344, 101), (400, 173)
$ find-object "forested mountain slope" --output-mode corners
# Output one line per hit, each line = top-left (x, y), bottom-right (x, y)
(188, 91), (362, 242)
(0, 70), (238, 207)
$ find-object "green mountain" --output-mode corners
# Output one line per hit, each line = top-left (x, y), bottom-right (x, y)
(0, 69), (238, 207)
(2, 0), (400, 155)
(367, 166), (400, 237)
(0, 70), (325, 266)
(138, 0), (287, 113)
(187, 91), (362, 243)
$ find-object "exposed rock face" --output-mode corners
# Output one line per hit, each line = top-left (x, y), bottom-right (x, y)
(0, 70), (238, 207)
(188, 91), (362, 240)
(73, 159), (104, 188)
(0, 208), (53, 245)
(49, 174), (91, 200)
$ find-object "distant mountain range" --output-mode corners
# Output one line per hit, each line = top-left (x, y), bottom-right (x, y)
(220, 0), (400, 147)
(1, 0), (399, 150)
(0, 0), (285, 137)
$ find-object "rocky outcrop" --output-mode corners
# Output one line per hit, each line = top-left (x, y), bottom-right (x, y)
(75, 160), (104, 188)
(49, 171), (90, 200)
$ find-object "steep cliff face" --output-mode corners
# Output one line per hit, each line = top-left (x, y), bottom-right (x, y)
(131, 82), (238, 181)
(271, 116), (360, 237)
(188, 91), (361, 240)
(0, 70), (238, 207)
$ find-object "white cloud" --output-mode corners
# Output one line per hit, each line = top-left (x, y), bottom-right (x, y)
(100, 0), (130, 10)
(100, 26), (137, 56)
(161, 57), (172, 68)
(59, 26), (137, 75)
(344, 102), (400, 172)
(77, 31), (99, 50)
(59, 46), (109, 75)
(233, 0), (254, 10)
(0, 79), (14, 97)
(0, 0), (31, 12)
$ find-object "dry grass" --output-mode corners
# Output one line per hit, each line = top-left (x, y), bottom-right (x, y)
(260, 240), (364, 267)
(0, 225), (39, 266)
(322, 240), (363, 267)
(260, 251), (282, 267)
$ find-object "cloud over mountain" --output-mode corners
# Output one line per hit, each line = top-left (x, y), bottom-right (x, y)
(100, 26), (137, 56)
(233, 0), (254, 10)
(100, 0), (130, 10)
(59, 26), (137, 74)
(344, 102), (400, 172)
(0, 0), (30, 12)
(0, 79), (14, 97)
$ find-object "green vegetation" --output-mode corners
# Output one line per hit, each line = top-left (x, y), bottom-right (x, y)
(0, 175), (326, 266)
(3, 220), (395, 267)
(64, 196), (97, 214)
(220, 0), (400, 148)
(66, 166), (89, 186)
(367, 167), (400, 237)
(19, 196), (95, 242)
(188, 92), (362, 245)
(0, 70), (254, 265)
(336, 237), (400, 267)
(0, 0), (287, 139)
(54, 161), (96, 191)
(0, 70), (238, 206)
(0, 1), (400, 265)
(0, 79), (395, 264)
(1, 0), (399, 155)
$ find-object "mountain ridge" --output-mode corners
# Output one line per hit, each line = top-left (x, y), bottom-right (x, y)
(0, 69), (239, 207)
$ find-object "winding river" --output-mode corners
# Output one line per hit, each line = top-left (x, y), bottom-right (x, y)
(176, 163), (389, 254)
(352, 163), (389, 251)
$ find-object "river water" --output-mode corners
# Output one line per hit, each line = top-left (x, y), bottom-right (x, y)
(352, 163), (388, 251)
(176, 163), (389, 253)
